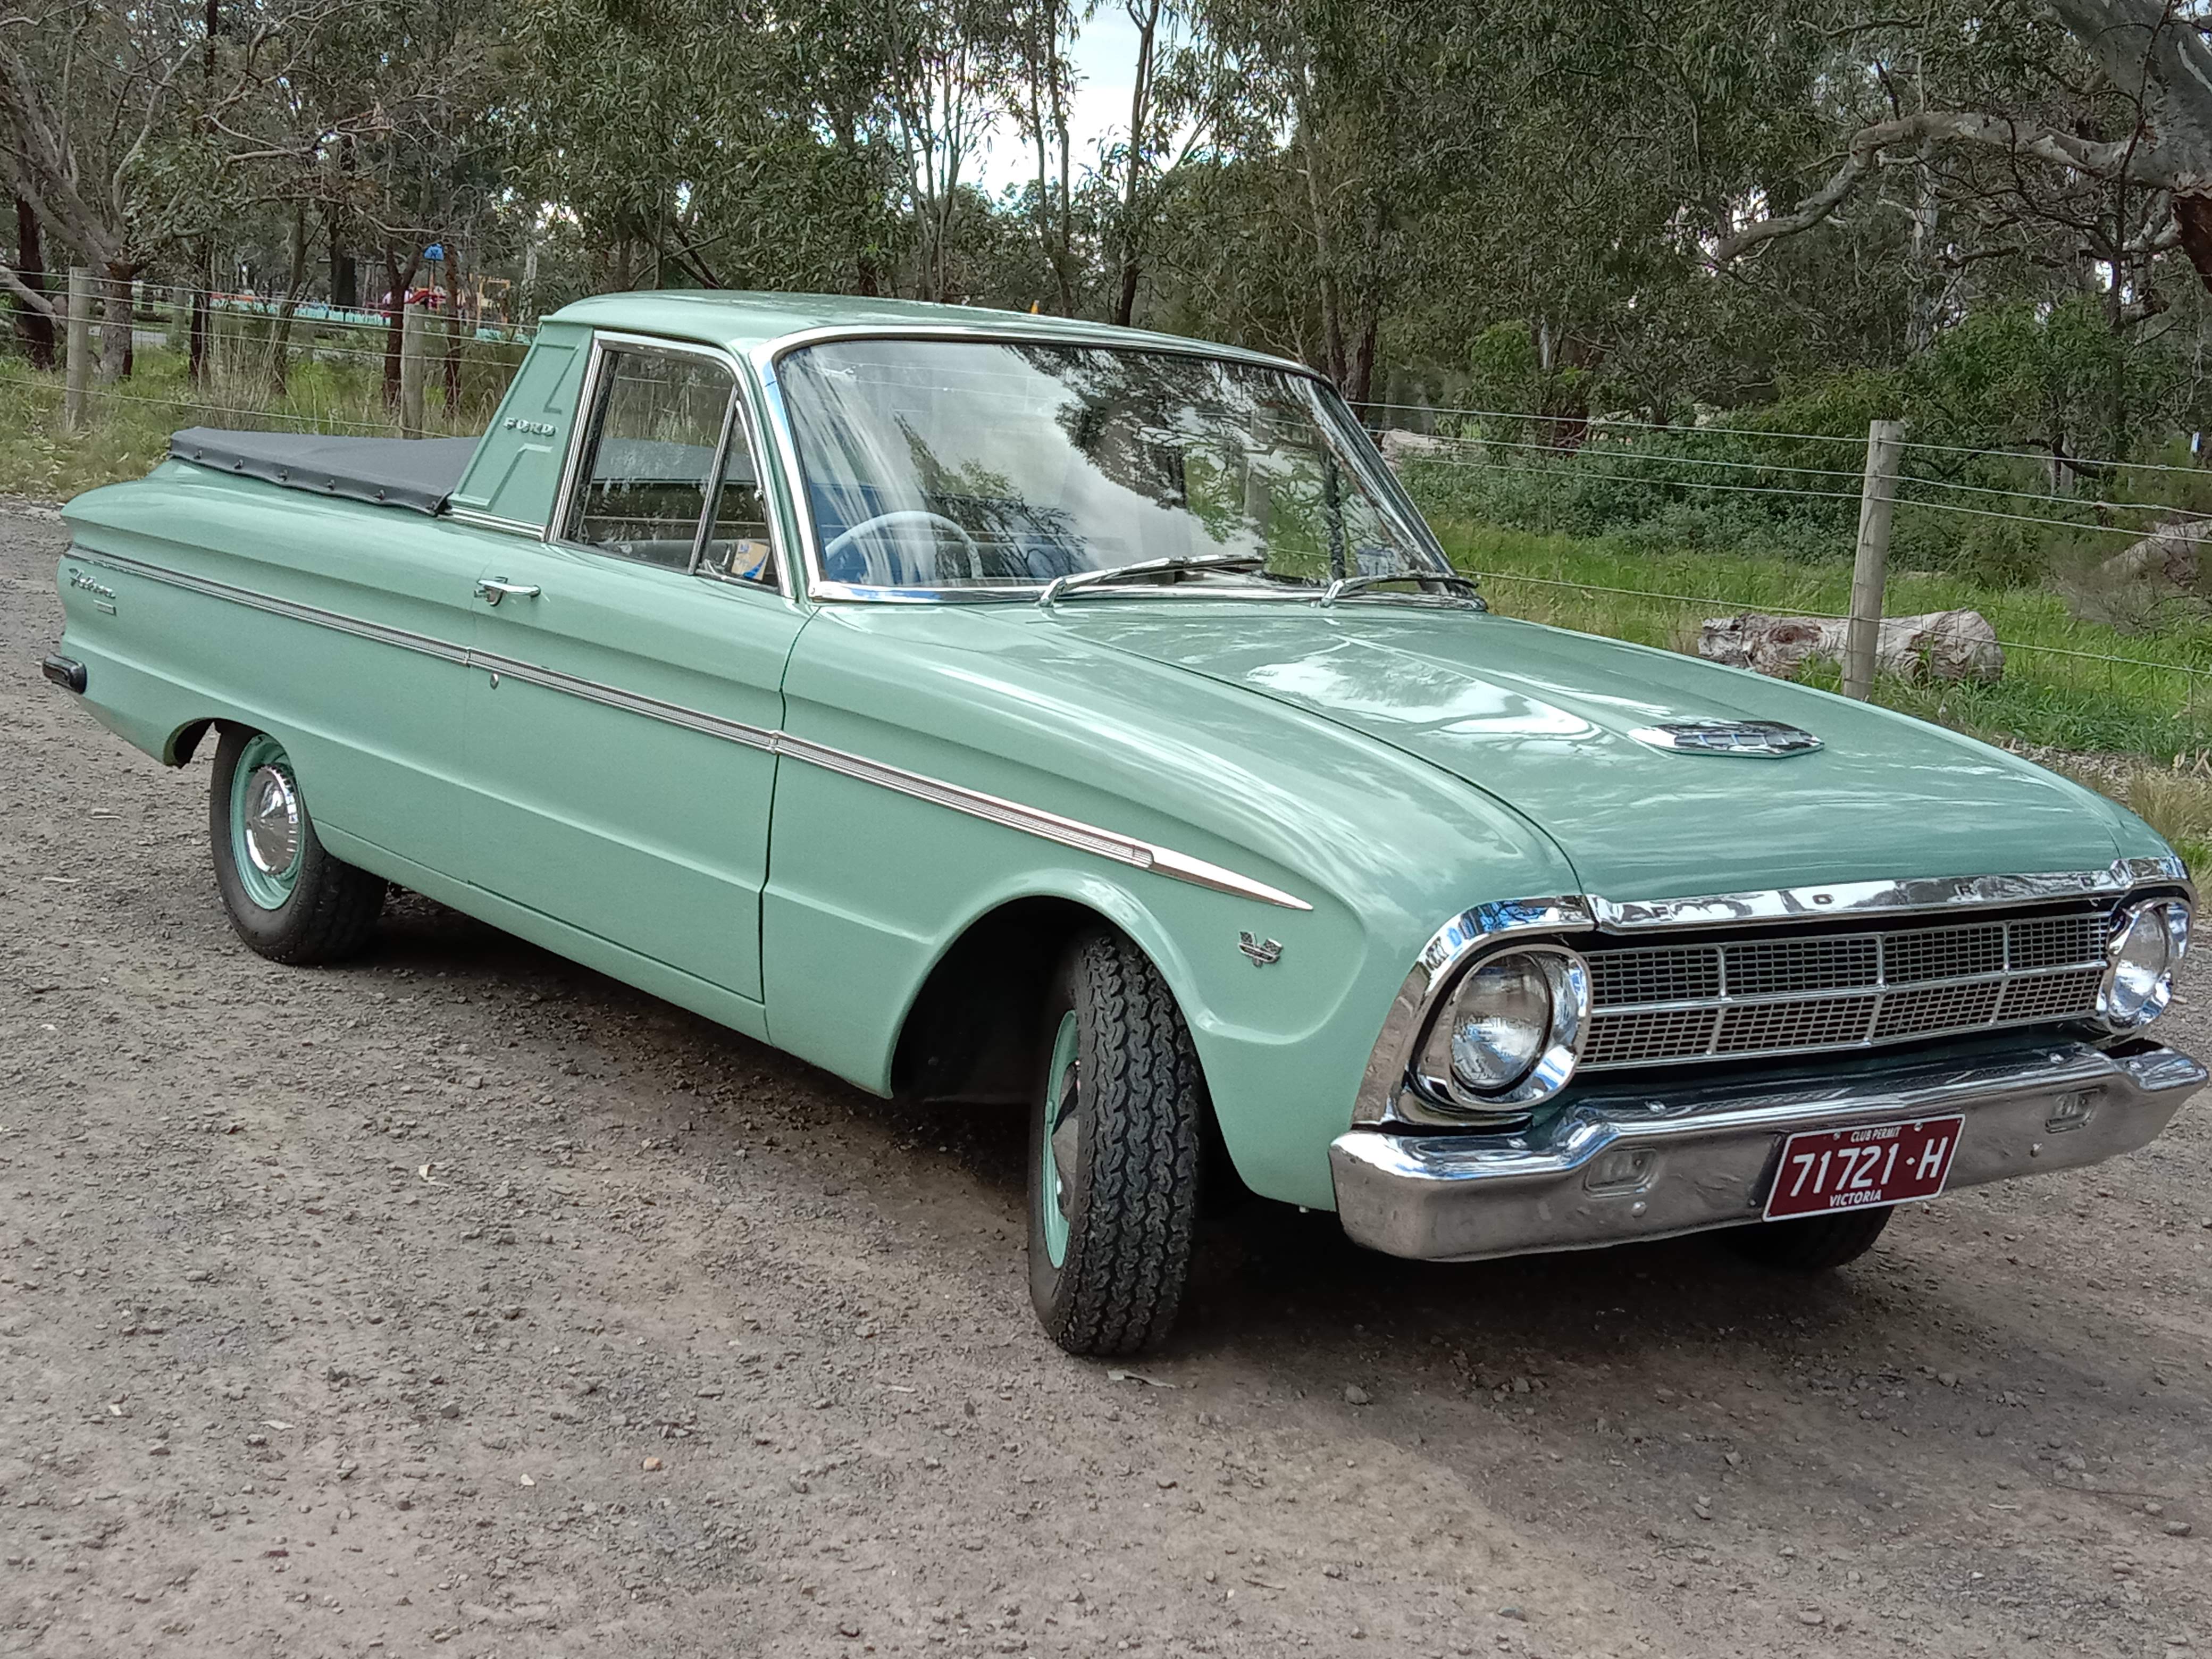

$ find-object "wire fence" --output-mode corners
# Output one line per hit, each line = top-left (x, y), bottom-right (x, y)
(1464, 568), (2211, 681)
(14, 299), (2210, 724)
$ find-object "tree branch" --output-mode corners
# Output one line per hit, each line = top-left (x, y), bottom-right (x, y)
(1712, 109), (2167, 263)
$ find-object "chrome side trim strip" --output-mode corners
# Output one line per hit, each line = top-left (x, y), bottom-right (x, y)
(773, 733), (1311, 910)
(442, 506), (544, 539)
(77, 549), (1308, 911)
(1590, 860), (2192, 931)
(80, 550), (471, 665)
(470, 650), (779, 753)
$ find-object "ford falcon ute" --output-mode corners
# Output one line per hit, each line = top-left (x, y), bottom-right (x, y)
(43, 292), (2205, 1354)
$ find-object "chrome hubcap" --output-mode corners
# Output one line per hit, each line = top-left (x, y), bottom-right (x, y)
(1050, 1086), (1081, 1217)
(242, 765), (300, 875)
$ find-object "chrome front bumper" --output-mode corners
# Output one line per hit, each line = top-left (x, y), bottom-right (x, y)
(1329, 1041), (2207, 1262)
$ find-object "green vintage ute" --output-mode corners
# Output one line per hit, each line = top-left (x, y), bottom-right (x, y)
(46, 292), (2205, 1352)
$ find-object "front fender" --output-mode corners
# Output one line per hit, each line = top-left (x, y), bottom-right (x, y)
(764, 604), (1581, 1209)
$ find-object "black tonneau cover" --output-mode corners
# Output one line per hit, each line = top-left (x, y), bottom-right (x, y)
(169, 427), (481, 516)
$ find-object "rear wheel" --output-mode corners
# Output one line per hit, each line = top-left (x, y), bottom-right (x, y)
(210, 726), (384, 964)
(1027, 928), (1205, 1355)
(1723, 1205), (1894, 1272)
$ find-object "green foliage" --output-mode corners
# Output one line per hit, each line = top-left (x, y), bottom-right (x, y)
(1422, 517), (2212, 763)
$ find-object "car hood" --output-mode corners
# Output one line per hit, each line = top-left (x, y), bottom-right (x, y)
(1034, 602), (2133, 901)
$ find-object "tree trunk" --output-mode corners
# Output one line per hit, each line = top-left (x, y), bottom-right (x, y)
(266, 203), (308, 396)
(12, 191), (53, 369)
(1346, 312), (1379, 412)
(188, 239), (212, 386)
(98, 260), (136, 381)
(442, 247), (463, 413)
(381, 248), (405, 408)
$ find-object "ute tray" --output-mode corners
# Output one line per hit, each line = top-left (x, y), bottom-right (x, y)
(169, 427), (480, 516)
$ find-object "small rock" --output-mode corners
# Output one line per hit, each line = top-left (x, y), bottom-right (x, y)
(1798, 1610), (1825, 1627)
(2166, 1521), (2193, 1537)
(1937, 1372), (1958, 1388)
(2144, 1501), (2164, 1516)
(642, 1457), (664, 1472)
(1343, 1385), (1371, 1406)
(438, 1402), (461, 1420)
(1497, 1605), (1525, 1621)
(147, 1443), (170, 1457)
(837, 1620), (861, 1639)
(244, 1434), (267, 1448)
(1723, 1452), (1742, 1469)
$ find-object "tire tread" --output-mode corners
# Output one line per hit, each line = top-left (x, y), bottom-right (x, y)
(1047, 931), (1203, 1355)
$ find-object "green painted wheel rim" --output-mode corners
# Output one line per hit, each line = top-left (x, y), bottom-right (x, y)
(1040, 1009), (1080, 1269)
(230, 733), (304, 911)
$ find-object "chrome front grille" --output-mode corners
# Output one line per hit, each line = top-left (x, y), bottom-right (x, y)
(1581, 910), (2109, 1070)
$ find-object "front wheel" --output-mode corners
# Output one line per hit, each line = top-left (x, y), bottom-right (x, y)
(1028, 928), (1205, 1355)
(210, 725), (385, 964)
(1723, 1205), (1894, 1272)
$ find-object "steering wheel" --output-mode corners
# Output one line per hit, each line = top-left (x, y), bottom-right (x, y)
(822, 509), (984, 586)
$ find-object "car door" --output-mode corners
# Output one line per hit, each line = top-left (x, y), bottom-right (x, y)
(462, 331), (800, 1006)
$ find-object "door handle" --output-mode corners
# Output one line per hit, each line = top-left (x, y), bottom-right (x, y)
(475, 578), (541, 606)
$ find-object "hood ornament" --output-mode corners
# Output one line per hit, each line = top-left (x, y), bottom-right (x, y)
(1630, 719), (1822, 757)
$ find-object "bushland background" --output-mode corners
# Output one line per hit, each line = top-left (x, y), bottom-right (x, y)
(7, 0), (2212, 864)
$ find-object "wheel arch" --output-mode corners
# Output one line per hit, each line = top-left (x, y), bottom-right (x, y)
(887, 885), (1251, 1206)
(166, 715), (221, 766)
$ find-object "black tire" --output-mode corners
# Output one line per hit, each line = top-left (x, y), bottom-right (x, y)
(209, 724), (385, 965)
(1027, 928), (1205, 1355)
(1723, 1205), (1894, 1272)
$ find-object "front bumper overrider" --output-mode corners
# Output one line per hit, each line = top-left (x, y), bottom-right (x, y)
(1329, 1040), (2206, 1262)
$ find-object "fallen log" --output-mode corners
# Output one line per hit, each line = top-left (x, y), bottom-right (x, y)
(1698, 609), (2004, 683)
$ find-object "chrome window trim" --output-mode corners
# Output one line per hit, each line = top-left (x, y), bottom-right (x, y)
(747, 325), (1454, 608)
(442, 506), (545, 540)
(74, 547), (1306, 911)
(555, 329), (791, 598)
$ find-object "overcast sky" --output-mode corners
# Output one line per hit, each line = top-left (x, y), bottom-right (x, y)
(970, 7), (1147, 195)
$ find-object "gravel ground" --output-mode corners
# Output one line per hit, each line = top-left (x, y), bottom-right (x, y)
(4, 509), (2210, 1659)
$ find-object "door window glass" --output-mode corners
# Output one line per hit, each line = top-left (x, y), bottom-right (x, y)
(699, 422), (777, 586)
(564, 346), (733, 569)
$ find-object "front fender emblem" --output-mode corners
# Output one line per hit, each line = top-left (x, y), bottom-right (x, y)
(1238, 932), (1284, 967)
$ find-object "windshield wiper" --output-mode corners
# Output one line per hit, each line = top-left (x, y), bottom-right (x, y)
(1037, 552), (1267, 606)
(1317, 572), (1485, 609)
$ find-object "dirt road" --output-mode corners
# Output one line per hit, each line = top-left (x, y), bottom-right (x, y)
(3, 510), (2208, 1659)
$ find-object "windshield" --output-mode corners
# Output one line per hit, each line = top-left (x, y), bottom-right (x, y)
(778, 338), (1452, 594)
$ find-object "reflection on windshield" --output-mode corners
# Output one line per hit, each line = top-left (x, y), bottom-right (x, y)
(779, 339), (1451, 592)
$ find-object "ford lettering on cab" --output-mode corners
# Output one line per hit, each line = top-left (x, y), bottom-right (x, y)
(45, 294), (2205, 1354)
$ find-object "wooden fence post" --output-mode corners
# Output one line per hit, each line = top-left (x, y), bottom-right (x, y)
(399, 300), (429, 437)
(62, 265), (92, 435)
(1842, 418), (1905, 701)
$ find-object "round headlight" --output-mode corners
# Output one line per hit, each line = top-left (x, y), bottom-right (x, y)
(2100, 898), (2190, 1031)
(1449, 955), (1553, 1089)
(1417, 944), (1589, 1117)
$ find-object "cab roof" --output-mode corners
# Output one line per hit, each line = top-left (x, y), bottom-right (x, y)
(542, 290), (1310, 375)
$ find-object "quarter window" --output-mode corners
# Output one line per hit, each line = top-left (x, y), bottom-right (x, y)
(564, 344), (765, 579)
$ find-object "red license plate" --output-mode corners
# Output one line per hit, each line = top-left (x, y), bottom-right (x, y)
(1763, 1116), (1964, 1220)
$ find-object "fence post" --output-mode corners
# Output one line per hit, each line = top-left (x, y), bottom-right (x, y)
(62, 266), (93, 435)
(399, 300), (429, 437)
(1842, 418), (1905, 701)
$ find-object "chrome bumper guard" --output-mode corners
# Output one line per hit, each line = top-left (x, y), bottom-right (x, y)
(1329, 1041), (2206, 1262)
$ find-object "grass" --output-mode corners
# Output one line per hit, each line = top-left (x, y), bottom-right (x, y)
(0, 334), (517, 501)
(1426, 518), (2212, 762)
